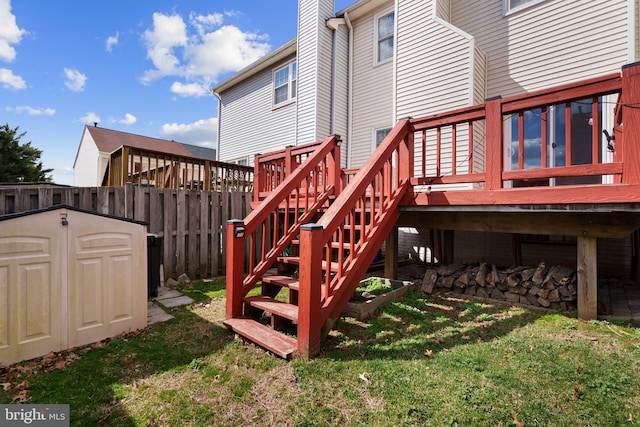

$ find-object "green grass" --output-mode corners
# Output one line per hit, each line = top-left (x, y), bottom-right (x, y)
(2, 280), (640, 426)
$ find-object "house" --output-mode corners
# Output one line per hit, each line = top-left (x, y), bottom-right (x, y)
(73, 124), (221, 189)
(216, 0), (640, 358)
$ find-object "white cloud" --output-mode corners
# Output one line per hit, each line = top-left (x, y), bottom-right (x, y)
(80, 112), (101, 125)
(0, 0), (27, 62)
(64, 68), (87, 92)
(141, 11), (270, 97)
(105, 31), (119, 52)
(190, 12), (223, 36)
(7, 105), (55, 115)
(115, 113), (137, 125)
(159, 117), (217, 147)
(170, 81), (209, 97)
(0, 67), (25, 89)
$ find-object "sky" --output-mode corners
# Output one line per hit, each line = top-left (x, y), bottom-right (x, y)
(1, 0), (352, 184)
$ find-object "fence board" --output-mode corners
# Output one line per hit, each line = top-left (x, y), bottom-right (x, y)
(97, 187), (109, 214)
(220, 192), (230, 277)
(163, 188), (176, 279)
(188, 191), (199, 278)
(176, 189), (186, 278)
(211, 191), (221, 276)
(199, 191), (209, 278)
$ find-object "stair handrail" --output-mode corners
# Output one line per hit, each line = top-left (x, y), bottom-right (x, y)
(226, 135), (341, 318)
(296, 120), (412, 356)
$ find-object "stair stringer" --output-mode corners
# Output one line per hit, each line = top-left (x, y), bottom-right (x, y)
(321, 185), (408, 327)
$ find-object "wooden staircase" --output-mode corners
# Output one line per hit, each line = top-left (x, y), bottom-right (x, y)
(224, 120), (414, 358)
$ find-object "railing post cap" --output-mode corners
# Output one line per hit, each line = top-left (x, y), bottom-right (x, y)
(227, 219), (244, 225)
(301, 223), (323, 231)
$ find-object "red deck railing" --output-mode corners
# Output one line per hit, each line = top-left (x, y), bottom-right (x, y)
(226, 135), (341, 318)
(408, 63), (640, 205)
(296, 120), (414, 356)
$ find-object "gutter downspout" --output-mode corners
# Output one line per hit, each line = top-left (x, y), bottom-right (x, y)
(212, 91), (222, 161)
(345, 11), (353, 169)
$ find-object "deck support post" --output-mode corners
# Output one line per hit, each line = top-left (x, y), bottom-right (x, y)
(226, 220), (246, 319)
(384, 226), (398, 280)
(577, 235), (598, 320)
(298, 223), (324, 359)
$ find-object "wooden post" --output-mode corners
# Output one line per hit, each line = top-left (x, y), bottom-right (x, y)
(577, 235), (597, 320)
(226, 219), (245, 319)
(328, 136), (341, 196)
(621, 62), (640, 184)
(484, 96), (503, 191)
(384, 225), (398, 280)
(297, 223), (323, 359)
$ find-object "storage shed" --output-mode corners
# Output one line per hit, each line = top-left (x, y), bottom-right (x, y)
(0, 206), (148, 365)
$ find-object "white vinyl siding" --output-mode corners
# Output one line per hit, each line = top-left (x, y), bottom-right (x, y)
(396, 0), (485, 190)
(349, 4), (394, 168)
(217, 55), (297, 163)
(451, 0), (630, 99)
(296, 0), (334, 145)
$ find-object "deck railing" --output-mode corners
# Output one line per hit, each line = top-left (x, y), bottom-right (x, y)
(226, 136), (341, 318)
(410, 72), (624, 192)
(296, 120), (413, 356)
(108, 146), (253, 192)
(253, 140), (333, 203)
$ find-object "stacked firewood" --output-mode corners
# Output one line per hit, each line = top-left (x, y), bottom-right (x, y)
(421, 262), (577, 311)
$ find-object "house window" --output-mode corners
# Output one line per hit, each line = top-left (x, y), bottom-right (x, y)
(375, 128), (391, 148)
(505, 0), (545, 14)
(229, 156), (249, 166)
(375, 10), (394, 64)
(273, 61), (297, 107)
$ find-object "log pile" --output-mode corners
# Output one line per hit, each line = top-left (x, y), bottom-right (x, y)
(421, 262), (577, 311)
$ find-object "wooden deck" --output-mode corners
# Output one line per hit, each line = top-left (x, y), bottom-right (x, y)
(226, 62), (640, 358)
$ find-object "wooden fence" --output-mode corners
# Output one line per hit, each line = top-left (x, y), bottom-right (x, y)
(0, 184), (252, 280)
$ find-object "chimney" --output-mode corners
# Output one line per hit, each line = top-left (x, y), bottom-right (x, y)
(296, 0), (335, 144)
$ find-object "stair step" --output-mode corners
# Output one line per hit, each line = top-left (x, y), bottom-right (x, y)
(223, 317), (297, 359)
(245, 295), (299, 322)
(277, 256), (340, 272)
(262, 274), (300, 291)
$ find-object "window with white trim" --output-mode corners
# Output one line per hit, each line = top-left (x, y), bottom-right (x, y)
(229, 156), (249, 166)
(375, 10), (394, 64)
(505, 0), (545, 14)
(273, 61), (297, 107)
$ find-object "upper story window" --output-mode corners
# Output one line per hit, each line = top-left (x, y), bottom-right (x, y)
(273, 61), (297, 107)
(375, 10), (394, 64)
(505, 0), (545, 14)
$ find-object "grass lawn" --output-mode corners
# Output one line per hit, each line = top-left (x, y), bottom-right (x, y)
(2, 278), (640, 426)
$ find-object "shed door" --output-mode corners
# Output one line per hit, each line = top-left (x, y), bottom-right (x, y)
(66, 211), (147, 348)
(0, 212), (62, 364)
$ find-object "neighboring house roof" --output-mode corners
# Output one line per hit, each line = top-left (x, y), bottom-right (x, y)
(84, 125), (216, 160)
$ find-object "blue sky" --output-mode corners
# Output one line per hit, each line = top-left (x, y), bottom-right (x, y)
(1, 0), (352, 184)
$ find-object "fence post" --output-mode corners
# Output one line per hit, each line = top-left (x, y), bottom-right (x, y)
(621, 61), (640, 185)
(297, 223), (324, 359)
(485, 96), (503, 191)
(226, 219), (246, 319)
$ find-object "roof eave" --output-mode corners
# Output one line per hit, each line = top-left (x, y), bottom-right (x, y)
(211, 39), (297, 94)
